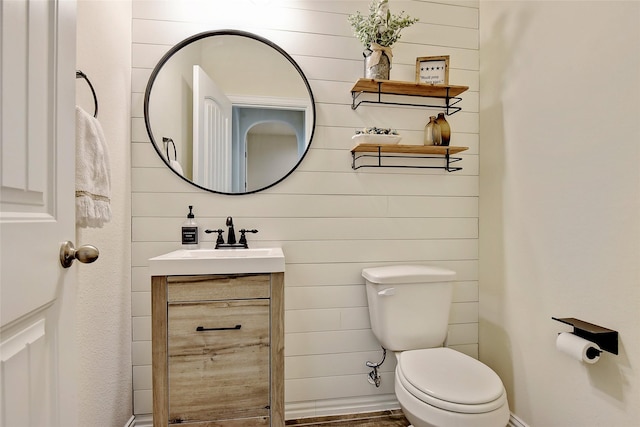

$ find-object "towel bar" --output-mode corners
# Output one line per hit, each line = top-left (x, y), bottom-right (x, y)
(76, 70), (98, 118)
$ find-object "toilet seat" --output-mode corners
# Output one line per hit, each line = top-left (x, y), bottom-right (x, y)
(397, 348), (507, 414)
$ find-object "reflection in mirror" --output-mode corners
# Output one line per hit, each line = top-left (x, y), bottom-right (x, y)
(144, 30), (315, 194)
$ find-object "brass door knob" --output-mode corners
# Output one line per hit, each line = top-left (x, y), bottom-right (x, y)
(59, 241), (99, 268)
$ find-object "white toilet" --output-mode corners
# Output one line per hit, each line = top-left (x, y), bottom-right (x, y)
(363, 265), (510, 427)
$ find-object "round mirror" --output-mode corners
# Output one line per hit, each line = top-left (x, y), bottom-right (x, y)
(144, 30), (316, 194)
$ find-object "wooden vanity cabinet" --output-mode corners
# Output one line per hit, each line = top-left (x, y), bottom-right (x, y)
(152, 273), (284, 427)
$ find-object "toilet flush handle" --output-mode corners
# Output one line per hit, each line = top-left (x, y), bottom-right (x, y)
(378, 287), (396, 296)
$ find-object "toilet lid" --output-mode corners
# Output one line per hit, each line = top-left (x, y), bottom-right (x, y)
(398, 348), (505, 408)
(362, 265), (456, 284)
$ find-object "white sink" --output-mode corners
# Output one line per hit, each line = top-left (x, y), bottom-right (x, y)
(149, 247), (285, 276)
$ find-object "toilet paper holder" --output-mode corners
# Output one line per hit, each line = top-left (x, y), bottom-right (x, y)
(552, 317), (618, 355)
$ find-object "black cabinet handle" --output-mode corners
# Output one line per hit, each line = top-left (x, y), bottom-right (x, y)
(195, 325), (241, 332)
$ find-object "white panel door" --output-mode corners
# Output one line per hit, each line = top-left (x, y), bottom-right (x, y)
(0, 1), (78, 426)
(192, 65), (232, 192)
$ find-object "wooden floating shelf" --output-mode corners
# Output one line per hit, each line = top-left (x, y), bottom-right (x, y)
(351, 79), (469, 98)
(350, 79), (469, 113)
(350, 143), (469, 172)
(351, 143), (468, 155)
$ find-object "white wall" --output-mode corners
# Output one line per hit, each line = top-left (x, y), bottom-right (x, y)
(479, 1), (640, 426)
(76, 0), (132, 425)
(130, 0), (480, 418)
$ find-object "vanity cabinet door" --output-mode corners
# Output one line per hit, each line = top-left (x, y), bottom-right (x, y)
(167, 299), (270, 424)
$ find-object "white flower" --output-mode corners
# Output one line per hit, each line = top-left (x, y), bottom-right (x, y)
(376, 0), (389, 33)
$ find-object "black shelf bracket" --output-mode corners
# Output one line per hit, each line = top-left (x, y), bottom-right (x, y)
(351, 146), (463, 172)
(552, 317), (618, 355)
(351, 83), (463, 115)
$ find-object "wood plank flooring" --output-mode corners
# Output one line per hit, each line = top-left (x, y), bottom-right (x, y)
(286, 410), (410, 426)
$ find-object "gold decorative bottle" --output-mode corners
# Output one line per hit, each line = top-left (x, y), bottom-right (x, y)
(435, 113), (451, 146)
(424, 116), (441, 146)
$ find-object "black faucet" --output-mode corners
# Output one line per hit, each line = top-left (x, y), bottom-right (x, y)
(205, 217), (258, 249)
(226, 216), (236, 245)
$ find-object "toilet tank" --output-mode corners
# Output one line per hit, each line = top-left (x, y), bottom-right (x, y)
(362, 265), (455, 351)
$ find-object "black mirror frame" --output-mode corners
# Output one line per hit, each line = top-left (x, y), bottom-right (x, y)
(143, 29), (316, 195)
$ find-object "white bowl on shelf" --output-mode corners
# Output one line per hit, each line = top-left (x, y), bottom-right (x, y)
(352, 133), (402, 145)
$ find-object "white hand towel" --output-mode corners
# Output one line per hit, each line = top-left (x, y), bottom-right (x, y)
(170, 159), (184, 176)
(75, 106), (112, 228)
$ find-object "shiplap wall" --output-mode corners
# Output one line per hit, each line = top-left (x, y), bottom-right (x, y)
(131, 0), (479, 418)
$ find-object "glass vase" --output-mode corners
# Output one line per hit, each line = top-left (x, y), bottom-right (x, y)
(435, 113), (451, 146)
(424, 116), (442, 146)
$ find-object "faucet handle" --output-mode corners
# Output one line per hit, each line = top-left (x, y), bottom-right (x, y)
(205, 228), (225, 247)
(238, 229), (258, 248)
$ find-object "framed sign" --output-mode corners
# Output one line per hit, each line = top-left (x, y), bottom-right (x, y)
(416, 55), (449, 85)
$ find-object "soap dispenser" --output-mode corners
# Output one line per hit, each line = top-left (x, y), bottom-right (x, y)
(181, 205), (199, 248)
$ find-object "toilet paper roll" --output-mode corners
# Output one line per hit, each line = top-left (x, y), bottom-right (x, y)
(556, 332), (601, 364)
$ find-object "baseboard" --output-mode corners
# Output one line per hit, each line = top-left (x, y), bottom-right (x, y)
(125, 414), (152, 427)
(508, 413), (529, 427)
(285, 394), (400, 420)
